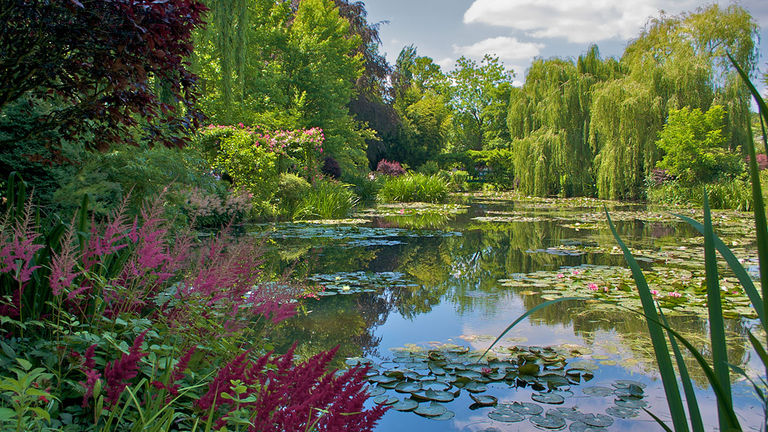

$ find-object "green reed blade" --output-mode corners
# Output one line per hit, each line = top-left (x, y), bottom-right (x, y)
(660, 306), (704, 432)
(728, 52), (768, 346)
(703, 193), (733, 429)
(675, 213), (765, 329)
(644, 408), (675, 432)
(605, 207), (689, 432)
(615, 304), (742, 430)
(748, 331), (768, 369)
(480, 297), (585, 360)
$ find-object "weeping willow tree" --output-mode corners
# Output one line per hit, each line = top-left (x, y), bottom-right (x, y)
(591, 4), (757, 199)
(507, 47), (619, 196)
(192, 0), (252, 123)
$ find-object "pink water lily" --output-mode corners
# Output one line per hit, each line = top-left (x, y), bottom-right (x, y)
(557, 273), (565, 279)
(668, 291), (682, 298)
(588, 283), (599, 291)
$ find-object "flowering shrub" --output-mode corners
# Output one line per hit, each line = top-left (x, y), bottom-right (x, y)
(196, 124), (325, 200)
(180, 187), (253, 228)
(376, 159), (406, 177)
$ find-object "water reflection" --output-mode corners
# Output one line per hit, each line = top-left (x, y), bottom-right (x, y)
(258, 195), (760, 429)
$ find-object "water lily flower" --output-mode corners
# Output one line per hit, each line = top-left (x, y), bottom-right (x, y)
(572, 270), (580, 275)
(557, 273), (565, 279)
(399, 209), (405, 214)
(668, 291), (682, 298)
(651, 290), (659, 296)
(588, 283), (599, 291)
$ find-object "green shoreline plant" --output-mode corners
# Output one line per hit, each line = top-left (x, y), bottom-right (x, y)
(485, 57), (768, 431)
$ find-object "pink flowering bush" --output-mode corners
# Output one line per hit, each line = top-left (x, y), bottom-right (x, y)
(376, 159), (406, 177)
(196, 125), (326, 201)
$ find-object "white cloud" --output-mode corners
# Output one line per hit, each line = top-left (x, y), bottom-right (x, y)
(435, 57), (455, 71)
(463, 0), (699, 43)
(453, 37), (544, 63)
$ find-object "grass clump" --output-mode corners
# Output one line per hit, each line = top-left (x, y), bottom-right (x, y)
(378, 173), (449, 203)
(295, 179), (358, 220)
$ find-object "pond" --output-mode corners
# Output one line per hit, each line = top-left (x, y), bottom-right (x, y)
(255, 193), (764, 431)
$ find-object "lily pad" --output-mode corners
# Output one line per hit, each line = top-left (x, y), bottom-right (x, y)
(391, 399), (419, 412)
(532, 392), (565, 405)
(488, 410), (525, 423)
(430, 410), (456, 421)
(530, 412), (567, 429)
(582, 386), (614, 397)
(394, 382), (422, 393)
(606, 406), (640, 419)
(373, 395), (398, 405)
(470, 394), (498, 407)
(415, 402), (448, 417)
(569, 422), (609, 432)
(581, 413), (614, 427)
(508, 402), (544, 416)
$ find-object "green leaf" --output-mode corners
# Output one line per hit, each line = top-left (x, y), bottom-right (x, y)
(674, 213), (765, 329)
(481, 297), (586, 360)
(30, 407), (50, 422)
(702, 193), (733, 430)
(659, 307), (704, 432)
(605, 207), (689, 432)
(16, 358), (32, 371)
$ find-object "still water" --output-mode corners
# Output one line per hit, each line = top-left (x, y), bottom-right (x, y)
(258, 194), (763, 431)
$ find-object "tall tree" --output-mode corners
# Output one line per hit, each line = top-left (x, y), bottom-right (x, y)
(448, 55), (514, 151)
(590, 4), (757, 199)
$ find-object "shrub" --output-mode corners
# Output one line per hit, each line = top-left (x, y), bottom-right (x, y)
(296, 180), (358, 220)
(180, 187), (253, 229)
(376, 159), (406, 176)
(322, 156), (342, 179)
(448, 170), (470, 192)
(656, 105), (744, 185)
(345, 172), (385, 204)
(276, 173), (312, 219)
(378, 173), (449, 203)
(646, 178), (753, 211)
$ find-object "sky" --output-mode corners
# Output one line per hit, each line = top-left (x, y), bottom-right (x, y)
(362, 0), (768, 88)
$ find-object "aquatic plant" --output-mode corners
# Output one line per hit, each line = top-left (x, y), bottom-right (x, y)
(378, 173), (449, 203)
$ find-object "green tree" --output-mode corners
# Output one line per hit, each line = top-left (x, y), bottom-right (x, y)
(591, 4), (757, 199)
(448, 55), (514, 151)
(388, 47), (452, 167)
(656, 105), (743, 184)
(194, 0), (370, 173)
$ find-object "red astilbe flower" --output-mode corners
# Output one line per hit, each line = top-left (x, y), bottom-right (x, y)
(0, 199), (44, 317)
(197, 345), (387, 432)
(79, 344), (102, 407)
(103, 331), (149, 407)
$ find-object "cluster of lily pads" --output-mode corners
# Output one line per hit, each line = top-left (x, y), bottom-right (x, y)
(347, 343), (651, 429)
(308, 271), (418, 295)
(499, 264), (757, 319)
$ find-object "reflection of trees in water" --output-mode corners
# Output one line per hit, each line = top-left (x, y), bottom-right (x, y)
(271, 293), (393, 367)
(516, 291), (750, 387)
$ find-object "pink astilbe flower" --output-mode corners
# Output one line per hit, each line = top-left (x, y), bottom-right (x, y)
(49, 222), (80, 296)
(103, 331), (149, 407)
(198, 344), (387, 432)
(79, 344), (101, 408)
(0, 200), (43, 282)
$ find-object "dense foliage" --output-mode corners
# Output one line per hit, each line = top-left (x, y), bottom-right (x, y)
(0, 0), (207, 151)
